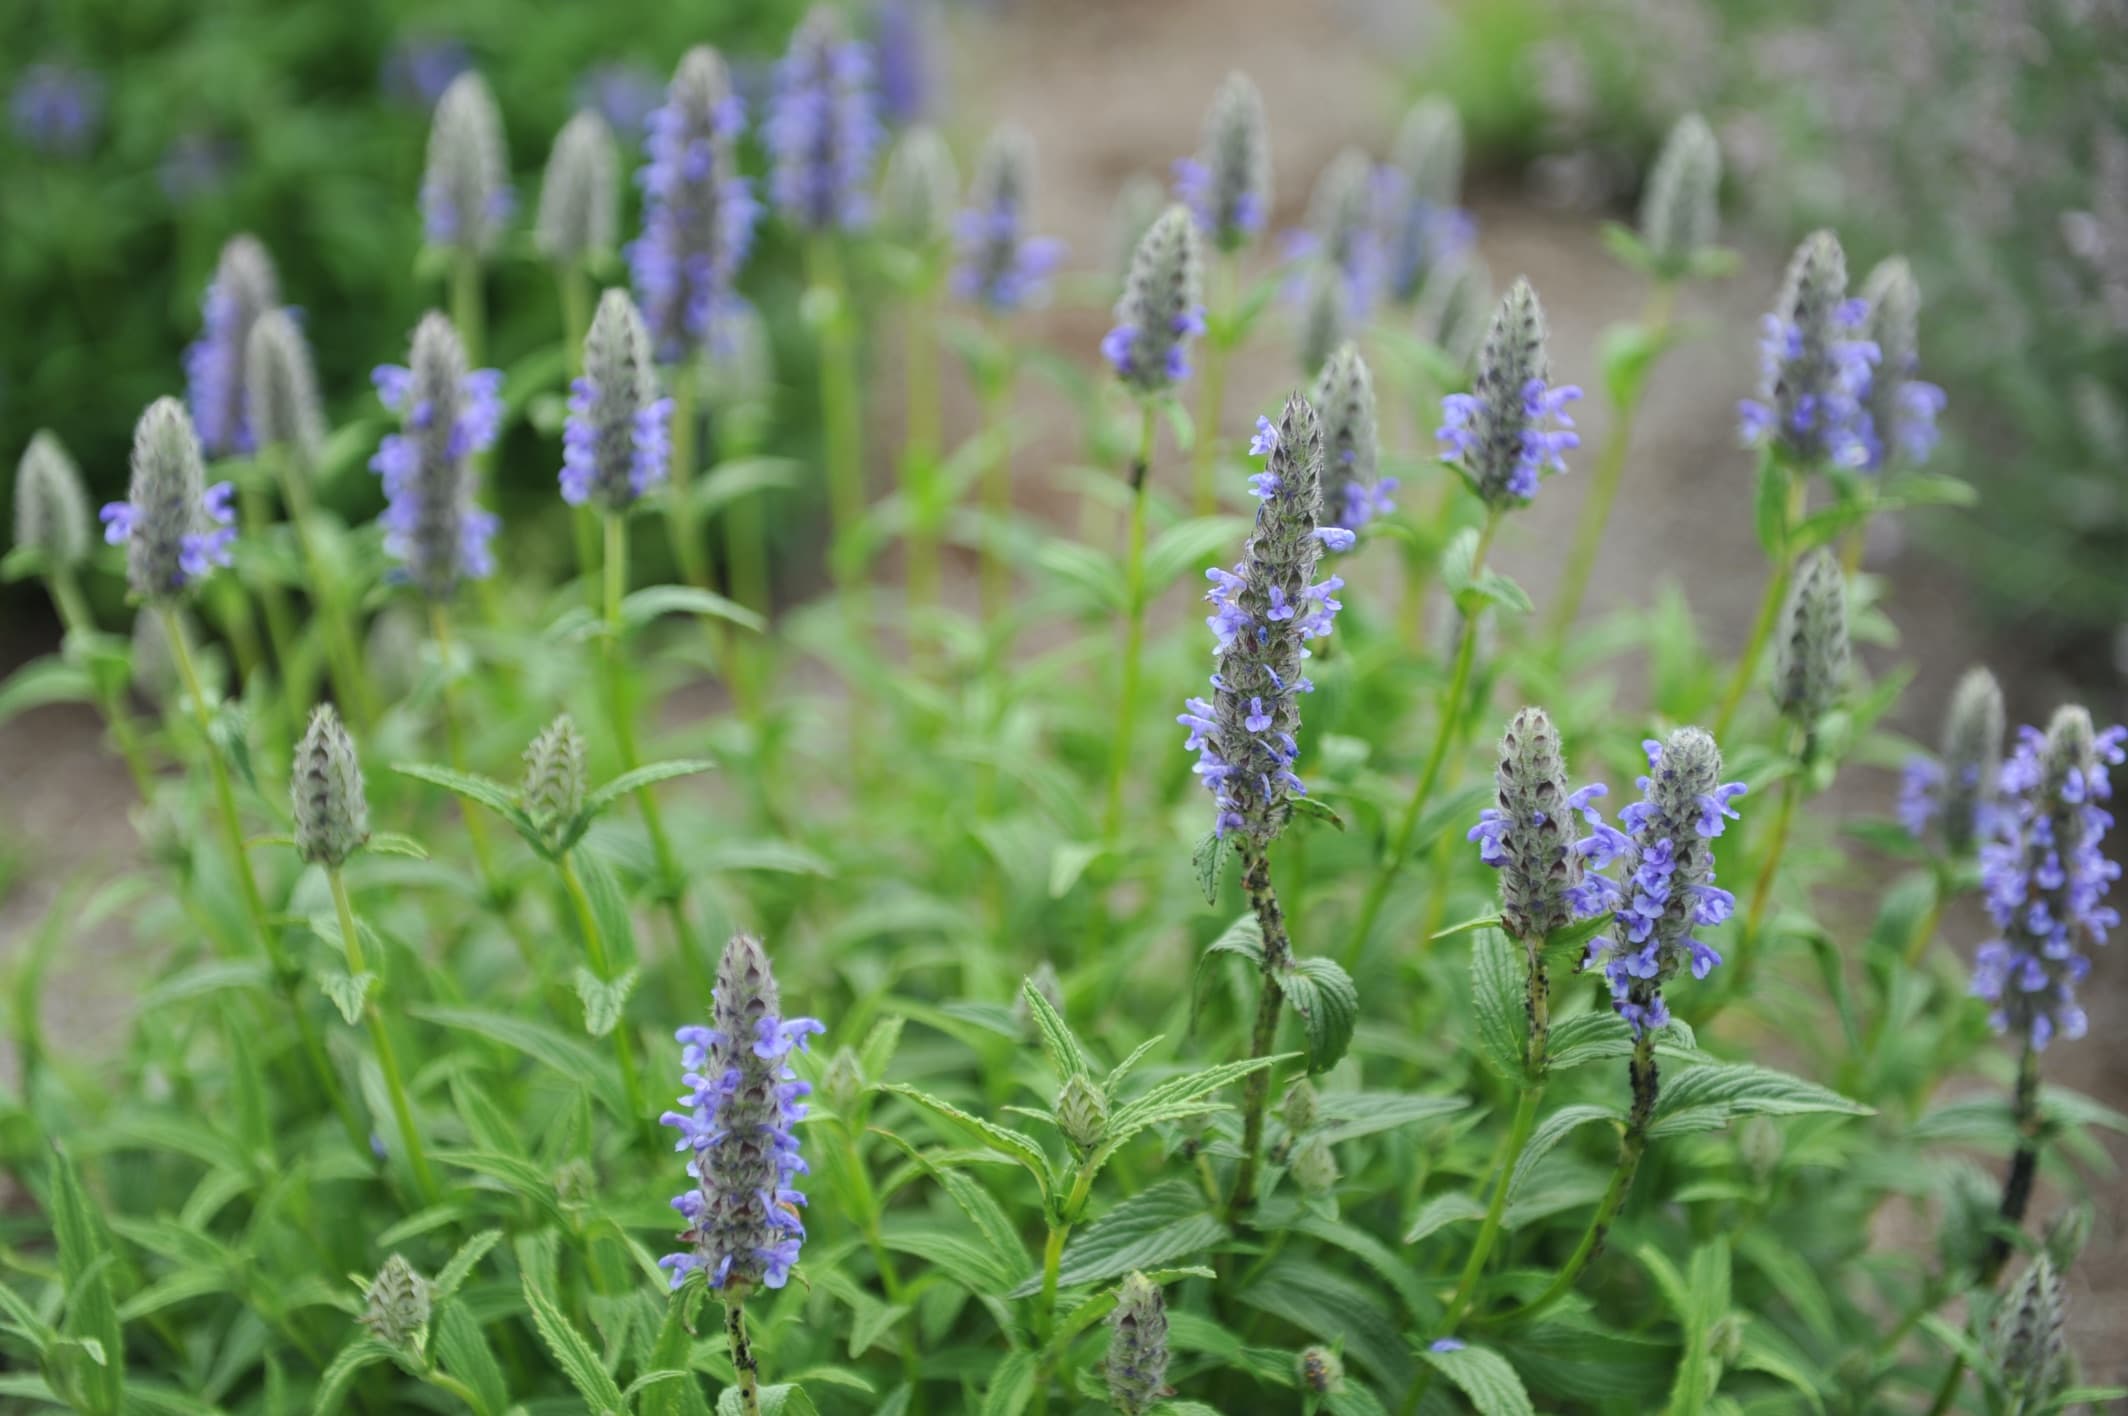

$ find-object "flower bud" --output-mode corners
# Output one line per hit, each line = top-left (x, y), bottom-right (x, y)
(292, 704), (370, 869)
(1392, 98), (1464, 211)
(1103, 205), (1205, 395)
(1296, 262), (1348, 380)
(1990, 1256), (2068, 1404)
(952, 124), (1064, 312)
(1305, 148), (1375, 288)
(562, 289), (671, 510)
(1422, 249), (1494, 372)
(1178, 71), (1271, 252)
(1941, 666), (2005, 855)
(1439, 279), (1582, 508)
(634, 46), (758, 363)
(1638, 113), (1720, 274)
(1104, 1273), (1170, 1416)
(821, 1045), (865, 1115)
(1770, 547), (1849, 724)
(1858, 257), (1946, 469)
(102, 398), (235, 601)
(423, 72), (512, 254)
(13, 432), (92, 569)
(244, 310), (327, 465)
(879, 124), (959, 248)
(1289, 1135), (1340, 1194)
(1280, 1077), (1319, 1135)
(536, 110), (619, 266)
(521, 714), (588, 851)
(359, 1254), (431, 1349)
(1055, 1073), (1109, 1152)
(185, 235), (283, 458)
(1471, 706), (1593, 942)
(1311, 345), (1380, 535)
(1297, 1345), (1345, 1394)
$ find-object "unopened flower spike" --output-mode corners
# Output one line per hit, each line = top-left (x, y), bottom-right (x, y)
(1738, 230), (1878, 467)
(659, 934), (824, 1293)
(1991, 1255), (2069, 1404)
(536, 110), (619, 267)
(1175, 71), (1271, 252)
(630, 47), (758, 364)
(1570, 727), (1746, 1035)
(101, 398), (236, 600)
(1180, 393), (1348, 844)
(14, 432), (92, 569)
(768, 8), (883, 234)
(369, 312), (503, 599)
(1108, 175), (1166, 287)
(1469, 707), (1605, 942)
(1857, 256), (1946, 470)
(952, 124), (1065, 312)
(1902, 666), (2005, 852)
(422, 71), (513, 254)
(1769, 546), (1849, 727)
(521, 714), (589, 853)
(562, 289), (672, 510)
(1438, 278), (1583, 508)
(1376, 98), (1474, 306)
(1104, 1272), (1171, 1416)
(879, 124), (958, 248)
(1298, 1345), (1345, 1394)
(1309, 342), (1394, 535)
(1103, 204), (1205, 395)
(1393, 97), (1465, 212)
(1293, 147), (1377, 310)
(1295, 262), (1348, 380)
(359, 1255), (431, 1349)
(185, 234), (285, 457)
(1422, 249), (1495, 371)
(1972, 705), (2126, 1050)
(1638, 113), (1721, 277)
(292, 704), (370, 869)
(245, 310), (327, 464)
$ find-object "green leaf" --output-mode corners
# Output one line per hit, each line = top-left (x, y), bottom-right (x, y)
(619, 584), (766, 633)
(1506, 1105), (1619, 1205)
(573, 967), (640, 1039)
(409, 1005), (628, 1117)
(1287, 795), (1346, 832)
(432, 1301), (509, 1416)
(1402, 1192), (1486, 1245)
(1752, 448), (1792, 557)
(1280, 956), (1358, 1074)
(1192, 830), (1233, 906)
(0, 1276), (56, 1354)
(521, 1266), (626, 1413)
(317, 968), (376, 1026)
(1466, 567), (1534, 617)
(365, 832), (428, 859)
(432, 1229), (503, 1302)
(878, 1085), (1055, 1208)
(1009, 1181), (1222, 1297)
(0, 656), (93, 730)
(1470, 929), (1530, 1082)
(1646, 1062), (1872, 1139)
(1598, 320), (1667, 408)
(48, 1145), (123, 1415)
(1421, 1342), (1535, 1416)
(977, 1352), (1039, 1416)
(585, 759), (716, 815)
(390, 762), (523, 819)
(1144, 515), (1250, 591)
(1047, 841), (1105, 898)
(1020, 980), (1092, 1081)
(1404, 783), (1496, 861)
(1430, 912), (1503, 942)
(1311, 1092), (1466, 1146)
(314, 1338), (398, 1415)
(694, 456), (803, 518)
(719, 1385), (820, 1416)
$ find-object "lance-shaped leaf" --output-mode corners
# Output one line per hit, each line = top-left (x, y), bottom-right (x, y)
(878, 1084), (1057, 1212)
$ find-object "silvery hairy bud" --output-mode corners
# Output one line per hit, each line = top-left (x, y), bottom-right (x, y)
(292, 704), (370, 869)
(879, 124), (959, 248)
(1638, 113), (1720, 275)
(1990, 1256), (2068, 1406)
(1296, 262), (1347, 379)
(13, 432), (91, 569)
(422, 72), (512, 254)
(2043, 1205), (2092, 1270)
(1289, 1134), (1339, 1194)
(359, 1254), (431, 1349)
(1310, 342), (1379, 530)
(1280, 1076), (1319, 1135)
(105, 398), (235, 601)
(1102, 205), (1205, 395)
(561, 288), (671, 510)
(1770, 547), (1849, 725)
(1104, 1272), (1170, 1416)
(1942, 666), (2005, 855)
(1438, 279), (1582, 508)
(244, 310), (327, 465)
(536, 110), (619, 266)
(1055, 1073), (1109, 1152)
(1473, 707), (1588, 942)
(521, 714), (588, 853)
(1392, 97), (1464, 210)
(1180, 71), (1271, 252)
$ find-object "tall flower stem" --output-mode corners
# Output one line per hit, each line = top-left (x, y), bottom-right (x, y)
(427, 603), (505, 901)
(268, 445), (375, 733)
(1983, 1042), (2043, 1283)
(161, 604), (363, 1152)
(903, 286), (944, 644)
(1725, 748), (1802, 1000)
(1190, 252), (1238, 516)
(1713, 465), (1807, 742)
(557, 849), (651, 1135)
(1100, 404), (1162, 843)
(724, 1301), (763, 1416)
(1347, 512), (1500, 964)
(1226, 846), (1294, 1222)
(46, 569), (155, 799)
(451, 255), (484, 369)
(978, 327), (1016, 629)
(1549, 282), (1675, 642)
(809, 235), (866, 615)
(326, 866), (440, 1205)
(237, 481), (304, 726)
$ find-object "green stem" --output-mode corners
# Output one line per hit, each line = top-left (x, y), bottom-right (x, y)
(724, 1301), (762, 1416)
(1226, 846), (1294, 1222)
(328, 867), (439, 1204)
(810, 235), (865, 609)
(559, 850), (650, 1132)
(1190, 253), (1237, 517)
(978, 326), (1016, 629)
(904, 287), (943, 648)
(1922, 1355), (1967, 1416)
(451, 255), (484, 368)
(663, 363), (710, 585)
(1550, 283), (1674, 642)
(560, 263), (605, 611)
(239, 481), (305, 726)
(1727, 755), (1801, 1000)
(48, 570), (156, 800)
(1443, 1083), (1543, 1329)
(1982, 1044), (2042, 1285)
(1712, 473), (1806, 742)
(271, 444), (376, 733)
(1099, 404), (1161, 843)
(1902, 875), (1949, 969)
(1347, 512), (1500, 964)
(428, 603), (505, 898)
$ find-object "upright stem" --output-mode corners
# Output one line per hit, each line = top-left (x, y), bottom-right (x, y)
(903, 285), (943, 646)
(558, 851), (650, 1132)
(1226, 846), (1294, 1222)
(271, 445), (376, 733)
(48, 570), (156, 799)
(560, 263), (604, 610)
(979, 338), (1016, 628)
(723, 1301), (762, 1416)
(328, 867), (439, 1204)
(1550, 283), (1675, 642)
(427, 603), (504, 896)
(1901, 869), (1950, 969)
(1713, 472), (1806, 742)
(451, 255), (484, 368)
(1982, 1043), (2042, 1284)
(810, 235), (865, 609)
(663, 363), (710, 585)
(1100, 405), (1161, 843)
(239, 481), (304, 725)
(1347, 513), (1500, 964)
(1442, 1086), (1543, 1328)
(1191, 253), (1237, 517)
(1727, 757), (1801, 999)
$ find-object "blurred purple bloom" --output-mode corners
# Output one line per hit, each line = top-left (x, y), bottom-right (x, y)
(11, 63), (103, 157)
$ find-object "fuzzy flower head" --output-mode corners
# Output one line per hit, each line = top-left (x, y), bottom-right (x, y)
(630, 47), (759, 364)
(292, 704), (370, 869)
(768, 8), (882, 234)
(871, 0), (933, 126)
(1738, 230), (1879, 467)
(1972, 706), (2126, 1050)
(659, 934), (824, 1295)
(422, 72), (512, 254)
(1375, 99), (1472, 307)
(1179, 393), (1350, 844)
(1104, 204), (1205, 395)
(13, 432), (92, 569)
(369, 312), (503, 599)
(359, 1255), (431, 1349)
(1104, 1273), (1171, 1416)
(1423, 249), (1495, 372)
(1175, 71), (1271, 252)
(879, 124), (958, 248)
(185, 235), (284, 458)
(1991, 1256), (2069, 1404)
(521, 713), (588, 853)
(1295, 261), (1350, 380)
(1570, 728), (1745, 1035)
(1394, 97), (1466, 210)
(952, 124), (1065, 312)
(1857, 257), (1946, 470)
(11, 63), (102, 157)
(1438, 278), (1584, 508)
(245, 310), (327, 465)
(100, 399), (235, 601)
(1310, 342), (1394, 535)
(1769, 547), (1850, 725)
(1469, 707), (1603, 942)
(1638, 113), (1721, 277)
(1294, 147), (1378, 310)
(562, 289), (671, 510)
(536, 110), (619, 267)
(1904, 666), (2007, 853)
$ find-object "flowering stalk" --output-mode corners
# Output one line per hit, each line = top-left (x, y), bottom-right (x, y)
(423, 73), (511, 367)
(884, 125), (956, 636)
(1100, 404), (1161, 843)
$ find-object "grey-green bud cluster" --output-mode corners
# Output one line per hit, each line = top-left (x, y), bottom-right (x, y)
(244, 310), (327, 464)
(574, 289), (663, 510)
(1296, 263), (1348, 378)
(1939, 666), (2005, 855)
(1104, 1272), (1170, 1415)
(1638, 113), (1720, 274)
(13, 432), (91, 568)
(1770, 548), (1849, 725)
(1990, 1256), (2068, 1408)
(1298, 1345), (1345, 1394)
(1055, 1072), (1108, 1152)
(1280, 1077), (1319, 1134)
(424, 72), (510, 255)
(122, 399), (216, 602)
(1108, 205), (1203, 395)
(1392, 97), (1464, 210)
(1423, 250), (1494, 371)
(359, 1254), (431, 1349)
(1490, 706), (1586, 941)
(880, 125), (959, 248)
(1306, 148), (1373, 278)
(292, 705), (370, 869)
(521, 714), (588, 853)
(1310, 342), (1377, 522)
(536, 110), (619, 266)
(1193, 71), (1271, 253)
(1289, 1134), (1339, 1194)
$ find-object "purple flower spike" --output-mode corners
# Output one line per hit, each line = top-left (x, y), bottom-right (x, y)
(630, 47), (759, 364)
(370, 313), (502, 598)
(767, 8), (882, 234)
(1439, 280), (1581, 509)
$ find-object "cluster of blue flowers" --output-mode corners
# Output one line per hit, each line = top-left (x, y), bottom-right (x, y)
(951, 128), (1064, 313)
(560, 291), (673, 510)
(1564, 732), (1745, 1035)
(371, 314), (503, 598)
(100, 399), (236, 599)
(10, 62), (102, 157)
(1437, 280), (1582, 508)
(1737, 232), (1883, 469)
(767, 9), (883, 235)
(660, 935), (824, 1293)
(1972, 714), (2126, 1050)
(629, 48), (760, 365)
(1371, 165), (1476, 307)
(184, 237), (283, 459)
(1103, 206), (1206, 394)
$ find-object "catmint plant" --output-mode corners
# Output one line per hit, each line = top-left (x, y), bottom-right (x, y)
(421, 72), (512, 257)
(1902, 665), (2006, 857)
(1310, 342), (1392, 535)
(1738, 229), (1878, 469)
(1375, 98), (1474, 307)
(359, 1255), (431, 1349)
(879, 123), (958, 249)
(14, 431), (92, 572)
(1991, 1256), (2069, 1407)
(1295, 147), (1377, 310)
(101, 398), (236, 601)
(1175, 71), (1271, 253)
(1104, 1272), (1170, 1415)
(1637, 112), (1721, 279)
(1438, 278), (1583, 509)
(1102, 204), (1205, 395)
(561, 289), (672, 512)
(768, 8), (882, 234)
(244, 309), (326, 466)
(537, 110), (620, 272)
(1857, 256), (1947, 471)
(184, 234), (284, 457)
(1770, 546), (1850, 728)
(952, 124), (1064, 312)
(631, 47), (757, 365)
(292, 704), (370, 868)
(370, 311), (503, 599)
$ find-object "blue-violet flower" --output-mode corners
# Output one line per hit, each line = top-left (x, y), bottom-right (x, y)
(370, 312), (503, 598)
(767, 8), (882, 234)
(101, 399), (235, 600)
(631, 47), (759, 364)
(1439, 278), (1583, 507)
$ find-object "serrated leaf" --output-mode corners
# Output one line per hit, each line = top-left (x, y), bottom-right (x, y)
(585, 759), (716, 815)
(317, 968), (377, 1026)
(1288, 795), (1347, 832)
(1646, 1062), (1871, 1139)
(619, 584), (765, 633)
(1470, 929), (1530, 1082)
(1422, 1342), (1535, 1416)
(432, 1229), (503, 1302)
(313, 1338), (398, 1414)
(432, 1301), (509, 1416)
(1752, 448), (1791, 557)
(573, 966), (640, 1039)
(1192, 830), (1232, 905)
(365, 832), (428, 859)
(522, 1267), (626, 1413)
(1020, 981), (1092, 1081)
(1506, 1105), (1618, 1204)
(47, 1145), (123, 1415)
(1312, 1093), (1467, 1146)
(976, 1351), (1038, 1416)
(878, 1085), (1054, 1208)
(410, 1005), (627, 1117)
(391, 761), (521, 817)
(1403, 1192), (1487, 1245)
(1281, 956), (1358, 1074)
(1008, 1181), (1222, 1297)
